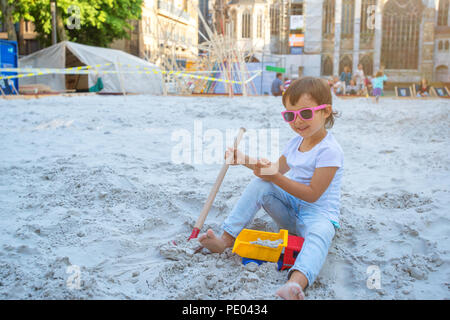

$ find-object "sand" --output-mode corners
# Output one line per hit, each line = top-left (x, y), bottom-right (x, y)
(0, 94), (448, 299)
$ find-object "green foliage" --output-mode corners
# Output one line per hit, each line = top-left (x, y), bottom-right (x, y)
(13, 0), (143, 47)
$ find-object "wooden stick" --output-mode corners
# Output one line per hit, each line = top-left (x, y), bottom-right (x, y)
(188, 127), (246, 240)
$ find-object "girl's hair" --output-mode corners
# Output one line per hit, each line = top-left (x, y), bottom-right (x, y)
(375, 70), (383, 77)
(282, 76), (339, 129)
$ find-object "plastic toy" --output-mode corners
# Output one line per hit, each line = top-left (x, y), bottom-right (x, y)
(277, 234), (305, 271)
(233, 229), (304, 271)
(232, 229), (288, 262)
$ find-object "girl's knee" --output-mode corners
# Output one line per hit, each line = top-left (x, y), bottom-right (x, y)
(249, 177), (276, 194)
(305, 220), (335, 244)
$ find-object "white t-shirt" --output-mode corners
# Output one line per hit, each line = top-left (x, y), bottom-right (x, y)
(282, 132), (344, 224)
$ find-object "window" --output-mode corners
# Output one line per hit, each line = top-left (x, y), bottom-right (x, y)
(257, 14), (263, 38)
(242, 11), (251, 39)
(435, 65), (449, 82)
(360, 54), (374, 77)
(437, 0), (449, 26)
(322, 0), (335, 36)
(290, 3), (303, 15)
(270, 5), (280, 35)
(321, 55), (333, 76)
(438, 40), (443, 50)
(341, 0), (355, 39)
(381, 0), (422, 70)
(445, 40), (449, 50)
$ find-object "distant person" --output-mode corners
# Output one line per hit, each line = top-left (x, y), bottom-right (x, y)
(339, 66), (352, 86)
(416, 78), (430, 97)
(365, 76), (373, 96)
(332, 76), (345, 95)
(371, 71), (388, 103)
(346, 79), (358, 95)
(271, 73), (284, 97)
(284, 78), (292, 90)
(354, 64), (365, 93)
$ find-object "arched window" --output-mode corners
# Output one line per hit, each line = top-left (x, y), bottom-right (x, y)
(438, 0), (449, 26)
(381, 0), (422, 70)
(435, 65), (449, 82)
(339, 55), (352, 74)
(321, 55), (333, 76)
(270, 5), (280, 35)
(227, 10), (237, 38)
(242, 11), (251, 39)
(341, 0), (355, 39)
(257, 13), (263, 38)
(360, 0), (376, 39)
(360, 55), (374, 77)
(438, 40), (443, 51)
(445, 40), (449, 50)
(322, 0), (335, 36)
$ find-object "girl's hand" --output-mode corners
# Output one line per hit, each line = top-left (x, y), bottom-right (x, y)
(224, 147), (246, 166)
(253, 158), (281, 182)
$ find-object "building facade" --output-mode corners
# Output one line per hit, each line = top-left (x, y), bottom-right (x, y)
(211, 0), (450, 83)
(319, 0), (450, 82)
(111, 0), (199, 66)
(0, 20), (40, 56)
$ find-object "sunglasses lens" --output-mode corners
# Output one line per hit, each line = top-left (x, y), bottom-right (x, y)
(300, 109), (313, 119)
(283, 112), (295, 122)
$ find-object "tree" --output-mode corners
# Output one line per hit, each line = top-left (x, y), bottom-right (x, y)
(0, 0), (17, 41)
(13, 0), (143, 47)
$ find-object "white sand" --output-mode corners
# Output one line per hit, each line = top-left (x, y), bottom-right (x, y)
(0, 94), (448, 299)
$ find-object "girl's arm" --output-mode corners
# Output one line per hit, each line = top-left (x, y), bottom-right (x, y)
(226, 148), (290, 175)
(255, 165), (338, 203)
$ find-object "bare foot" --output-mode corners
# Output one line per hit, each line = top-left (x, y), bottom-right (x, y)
(198, 229), (232, 253)
(275, 282), (305, 300)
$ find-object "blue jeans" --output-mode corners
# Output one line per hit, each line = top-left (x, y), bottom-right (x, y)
(222, 177), (336, 287)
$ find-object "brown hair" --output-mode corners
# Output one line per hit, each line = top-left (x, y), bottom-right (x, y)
(375, 70), (383, 78)
(282, 76), (338, 129)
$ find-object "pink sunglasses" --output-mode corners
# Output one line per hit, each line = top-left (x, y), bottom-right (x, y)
(281, 104), (328, 122)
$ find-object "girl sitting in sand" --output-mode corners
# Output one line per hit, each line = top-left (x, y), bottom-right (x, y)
(199, 77), (344, 300)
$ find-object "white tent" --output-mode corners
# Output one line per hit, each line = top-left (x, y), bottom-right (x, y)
(19, 41), (163, 94)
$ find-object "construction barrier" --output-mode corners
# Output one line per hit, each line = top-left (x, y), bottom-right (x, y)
(0, 63), (262, 85)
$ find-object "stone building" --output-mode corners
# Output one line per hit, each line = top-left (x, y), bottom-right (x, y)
(111, 0), (199, 66)
(319, 0), (450, 82)
(212, 0), (450, 83)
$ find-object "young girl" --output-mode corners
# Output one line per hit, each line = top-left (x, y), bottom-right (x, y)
(199, 77), (344, 300)
(371, 70), (387, 103)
